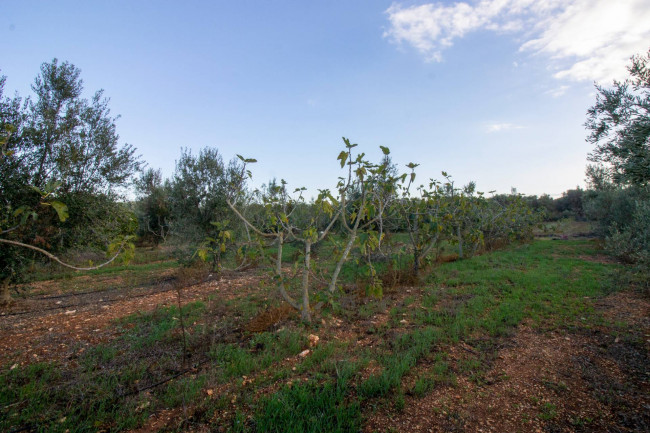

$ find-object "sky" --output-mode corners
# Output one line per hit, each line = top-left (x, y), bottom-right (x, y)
(1, 0), (649, 197)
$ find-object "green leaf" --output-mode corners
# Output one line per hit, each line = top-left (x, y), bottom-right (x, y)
(12, 206), (27, 217)
(197, 248), (208, 262)
(379, 145), (390, 155)
(50, 201), (69, 222)
(337, 151), (348, 168)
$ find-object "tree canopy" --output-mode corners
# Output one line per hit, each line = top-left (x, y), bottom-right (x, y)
(0, 59), (141, 286)
(586, 49), (650, 187)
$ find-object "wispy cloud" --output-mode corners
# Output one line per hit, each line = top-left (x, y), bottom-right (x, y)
(545, 85), (569, 98)
(485, 122), (524, 133)
(384, 0), (650, 83)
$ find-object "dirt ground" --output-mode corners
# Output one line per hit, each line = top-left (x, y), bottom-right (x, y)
(1, 270), (648, 432)
(0, 270), (262, 366)
(364, 291), (650, 433)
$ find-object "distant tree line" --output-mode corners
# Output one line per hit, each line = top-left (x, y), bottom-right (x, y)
(523, 189), (586, 221)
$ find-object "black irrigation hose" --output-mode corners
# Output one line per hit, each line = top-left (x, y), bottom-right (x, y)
(0, 276), (218, 318)
(0, 286), (178, 318)
(5, 355), (213, 433)
(123, 356), (212, 397)
(31, 276), (177, 300)
(3, 274), (240, 433)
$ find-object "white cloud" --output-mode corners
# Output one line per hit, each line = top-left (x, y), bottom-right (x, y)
(384, 0), (650, 83)
(545, 85), (569, 98)
(485, 122), (524, 132)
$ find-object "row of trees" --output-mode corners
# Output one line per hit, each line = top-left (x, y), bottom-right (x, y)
(0, 59), (545, 315)
(131, 138), (541, 322)
(7, 49), (645, 313)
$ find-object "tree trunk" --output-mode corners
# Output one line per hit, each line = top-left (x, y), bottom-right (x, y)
(301, 240), (312, 323)
(457, 225), (463, 259)
(275, 234), (299, 310)
(0, 279), (12, 306)
(328, 231), (357, 293)
(413, 249), (420, 280)
(328, 207), (365, 294)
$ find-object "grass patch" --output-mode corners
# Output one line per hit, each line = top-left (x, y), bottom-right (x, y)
(253, 362), (361, 433)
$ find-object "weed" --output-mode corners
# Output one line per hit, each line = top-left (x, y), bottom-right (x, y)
(539, 402), (558, 420)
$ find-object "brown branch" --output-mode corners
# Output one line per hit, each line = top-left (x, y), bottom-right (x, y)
(0, 224), (21, 236)
(0, 238), (126, 271)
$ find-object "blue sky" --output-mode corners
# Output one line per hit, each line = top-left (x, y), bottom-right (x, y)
(2, 0), (649, 197)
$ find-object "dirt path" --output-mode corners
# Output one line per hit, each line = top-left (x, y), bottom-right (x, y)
(0, 270), (263, 366)
(364, 291), (650, 432)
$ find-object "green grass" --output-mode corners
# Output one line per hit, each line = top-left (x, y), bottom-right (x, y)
(253, 361), (362, 433)
(2, 239), (622, 432)
(357, 240), (617, 399)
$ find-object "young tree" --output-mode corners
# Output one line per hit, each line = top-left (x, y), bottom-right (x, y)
(226, 139), (390, 323)
(396, 165), (451, 279)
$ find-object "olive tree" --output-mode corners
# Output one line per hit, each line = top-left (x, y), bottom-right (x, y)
(584, 49), (650, 281)
(0, 60), (139, 303)
(586, 49), (650, 187)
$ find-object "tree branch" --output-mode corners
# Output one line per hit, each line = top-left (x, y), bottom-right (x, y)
(0, 238), (126, 271)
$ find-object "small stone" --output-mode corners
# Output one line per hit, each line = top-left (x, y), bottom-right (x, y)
(299, 349), (310, 357)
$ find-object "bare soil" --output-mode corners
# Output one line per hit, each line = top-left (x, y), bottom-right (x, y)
(2, 269), (647, 433)
(364, 291), (650, 433)
(0, 270), (263, 366)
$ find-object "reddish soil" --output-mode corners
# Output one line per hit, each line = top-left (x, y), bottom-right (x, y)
(0, 270), (263, 366)
(364, 291), (650, 433)
(2, 268), (647, 433)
